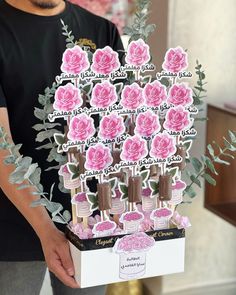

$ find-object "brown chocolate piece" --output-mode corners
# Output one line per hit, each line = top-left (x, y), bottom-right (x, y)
(150, 165), (161, 178)
(112, 150), (121, 166)
(97, 182), (112, 211)
(109, 172), (125, 182)
(159, 174), (172, 201)
(128, 176), (142, 203)
(78, 152), (86, 174)
(175, 145), (187, 171)
(128, 122), (135, 136)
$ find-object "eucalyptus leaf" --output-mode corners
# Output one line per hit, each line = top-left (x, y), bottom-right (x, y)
(63, 210), (71, 222)
(207, 144), (215, 159)
(190, 174), (201, 188)
(34, 108), (47, 121)
(184, 186), (197, 198)
(202, 173), (216, 186)
(30, 198), (48, 208)
(228, 130), (236, 143)
(83, 83), (93, 95)
(214, 157), (230, 165)
(54, 133), (65, 145)
(17, 184), (31, 190)
(191, 157), (203, 173)
(119, 183), (128, 195)
(52, 216), (67, 224)
(24, 163), (38, 179)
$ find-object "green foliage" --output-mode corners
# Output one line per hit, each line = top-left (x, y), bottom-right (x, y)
(87, 193), (99, 211)
(149, 179), (159, 196)
(119, 182), (128, 200)
(124, 0), (156, 42)
(61, 19), (75, 48)
(0, 127), (69, 224)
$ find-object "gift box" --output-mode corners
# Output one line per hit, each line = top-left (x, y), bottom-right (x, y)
(66, 227), (185, 288)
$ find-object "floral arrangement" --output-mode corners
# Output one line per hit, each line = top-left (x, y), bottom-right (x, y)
(0, 0), (235, 233)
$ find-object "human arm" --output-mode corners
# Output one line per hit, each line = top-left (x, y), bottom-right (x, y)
(0, 106), (79, 288)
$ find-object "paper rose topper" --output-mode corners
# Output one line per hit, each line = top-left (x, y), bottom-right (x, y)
(150, 131), (176, 159)
(53, 83), (83, 112)
(61, 45), (90, 75)
(68, 114), (95, 141)
(125, 38), (150, 67)
(162, 46), (188, 73)
(167, 83), (193, 106)
(85, 143), (113, 171)
(163, 106), (192, 132)
(134, 110), (160, 137)
(144, 80), (167, 107)
(90, 81), (118, 108)
(91, 46), (120, 75)
(121, 135), (148, 162)
(120, 83), (144, 110)
(98, 112), (125, 140)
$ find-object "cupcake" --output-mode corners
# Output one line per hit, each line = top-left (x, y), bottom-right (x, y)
(151, 208), (173, 230)
(92, 220), (117, 238)
(120, 211), (144, 233)
(110, 188), (126, 215)
(114, 232), (155, 280)
(169, 180), (186, 206)
(71, 192), (92, 218)
(58, 164), (80, 190)
(142, 187), (157, 212)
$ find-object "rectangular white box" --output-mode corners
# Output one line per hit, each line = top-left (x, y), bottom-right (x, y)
(67, 228), (185, 288)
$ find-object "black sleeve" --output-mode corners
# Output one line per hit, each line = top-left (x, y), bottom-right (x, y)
(0, 84), (7, 108)
(110, 23), (125, 64)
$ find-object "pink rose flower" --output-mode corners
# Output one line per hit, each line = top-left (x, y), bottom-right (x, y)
(90, 81), (118, 108)
(162, 46), (188, 73)
(167, 83), (193, 106)
(85, 143), (113, 171)
(53, 83), (83, 111)
(163, 106), (191, 132)
(150, 132), (176, 159)
(121, 135), (148, 162)
(98, 112), (125, 140)
(91, 46), (120, 75)
(68, 114), (95, 141)
(172, 211), (191, 229)
(135, 110), (160, 137)
(125, 39), (150, 67)
(61, 45), (90, 75)
(120, 83), (144, 110)
(144, 80), (167, 107)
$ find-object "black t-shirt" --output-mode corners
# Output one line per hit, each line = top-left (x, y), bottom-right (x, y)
(0, 0), (123, 261)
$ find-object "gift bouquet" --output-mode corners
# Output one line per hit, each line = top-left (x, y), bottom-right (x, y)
(1, 0), (236, 288)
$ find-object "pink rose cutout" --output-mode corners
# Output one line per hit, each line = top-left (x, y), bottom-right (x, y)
(120, 83), (144, 110)
(68, 114), (95, 141)
(150, 131), (176, 159)
(144, 80), (167, 107)
(61, 45), (90, 75)
(121, 135), (148, 162)
(98, 112), (125, 140)
(163, 106), (192, 132)
(90, 81), (118, 108)
(125, 38), (150, 67)
(85, 143), (113, 171)
(162, 46), (188, 73)
(167, 83), (193, 106)
(53, 83), (83, 111)
(91, 46), (120, 75)
(134, 110), (160, 137)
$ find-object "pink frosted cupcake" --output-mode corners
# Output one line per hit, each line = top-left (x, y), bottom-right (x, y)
(142, 187), (157, 212)
(110, 189), (126, 215)
(71, 193), (92, 218)
(169, 180), (186, 206)
(114, 232), (155, 280)
(58, 164), (80, 190)
(151, 208), (173, 230)
(92, 220), (117, 237)
(120, 211), (144, 233)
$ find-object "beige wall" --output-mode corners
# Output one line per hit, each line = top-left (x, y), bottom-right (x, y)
(162, 0), (236, 293)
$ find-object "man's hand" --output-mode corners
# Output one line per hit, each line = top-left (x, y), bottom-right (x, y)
(40, 227), (80, 289)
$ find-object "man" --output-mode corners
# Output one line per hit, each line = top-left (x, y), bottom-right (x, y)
(0, 0), (124, 294)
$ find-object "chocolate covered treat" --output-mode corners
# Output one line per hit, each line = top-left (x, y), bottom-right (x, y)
(128, 176), (142, 203)
(128, 122), (135, 136)
(97, 182), (112, 211)
(150, 164), (161, 178)
(112, 149), (121, 166)
(175, 145), (187, 171)
(159, 174), (172, 201)
(78, 152), (86, 174)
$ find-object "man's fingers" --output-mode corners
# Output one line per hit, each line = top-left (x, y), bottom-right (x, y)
(51, 259), (79, 289)
(58, 241), (75, 277)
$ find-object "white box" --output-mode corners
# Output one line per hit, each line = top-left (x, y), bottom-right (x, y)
(66, 228), (185, 288)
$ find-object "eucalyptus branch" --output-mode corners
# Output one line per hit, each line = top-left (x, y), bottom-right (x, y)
(184, 130), (236, 198)
(60, 19), (76, 48)
(192, 60), (207, 112)
(0, 127), (70, 224)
